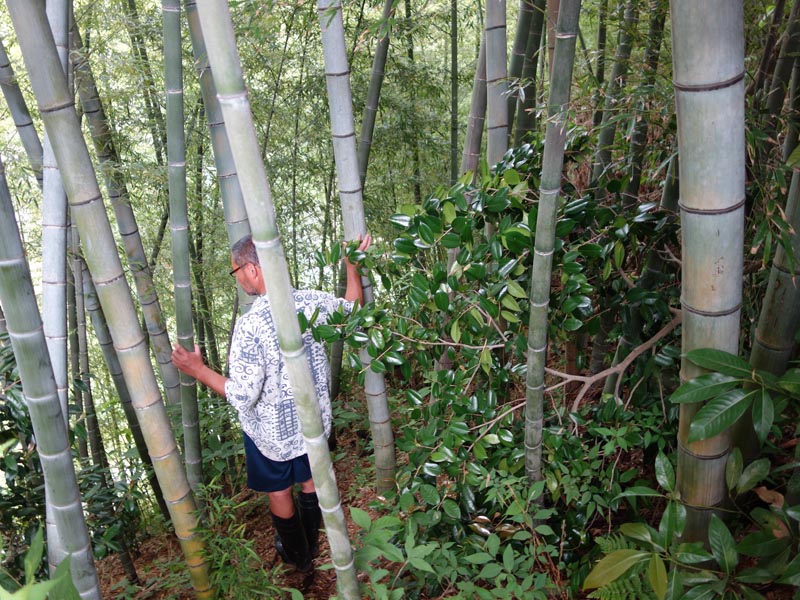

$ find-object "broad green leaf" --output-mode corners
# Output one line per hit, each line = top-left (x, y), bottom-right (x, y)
(464, 552), (494, 565)
(582, 549), (651, 590)
(501, 295), (521, 312)
(28, 579), (63, 600)
(787, 143), (800, 167)
(613, 240), (625, 269)
(25, 528), (44, 583)
(442, 499), (461, 519)
(778, 369), (800, 395)
(736, 530), (791, 557)
(45, 558), (79, 600)
(419, 484), (440, 505)
(478, 562), (503, 579)
(621, 522), (652, 545)
(674, 542), (713, 564)
(777, 552), (800, 585)
(503, 543), (515, 572)
(350, 507), (372, 532)
(708, 515), (738, 574)
(726, 448), (743, 492)
(687, 389), (753, 443)
(503, 169), (521, 185)
(442, 202), (457, 224)
(506, 280), (527, 298)
(751, 388), (774, 446)
(450, 319), (461, 344)
(659, 501), (686, 541)
(669, 373), (739, 404)
(409, 557), (436, 573)
(736, 458), (770, 496)
(615, 486), (664, 500)
(684, 348), (752, 378)
(655, 452), (675, 492)
(683, 582), (723, 600)
(648, 555), (668, 600)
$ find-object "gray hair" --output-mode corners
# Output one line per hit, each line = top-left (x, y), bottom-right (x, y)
(231, 235), (260, 266)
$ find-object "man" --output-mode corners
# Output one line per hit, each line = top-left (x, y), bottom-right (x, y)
(171, 233), (371, 572)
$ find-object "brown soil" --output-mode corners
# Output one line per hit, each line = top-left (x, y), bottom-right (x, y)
(95, 427), (378, 599)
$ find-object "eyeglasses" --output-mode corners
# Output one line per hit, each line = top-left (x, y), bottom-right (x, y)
(229, 264), (247, 277)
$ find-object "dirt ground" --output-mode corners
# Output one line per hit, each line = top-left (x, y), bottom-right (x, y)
(95, 427), (378, 599)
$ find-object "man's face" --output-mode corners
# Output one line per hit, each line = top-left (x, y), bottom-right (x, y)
(231, 257), (260, 296)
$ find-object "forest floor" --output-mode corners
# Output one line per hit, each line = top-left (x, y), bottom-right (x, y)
(94, 425), (380, 600)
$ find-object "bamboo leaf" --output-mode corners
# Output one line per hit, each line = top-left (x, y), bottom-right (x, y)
(669, 373), (738, 404)
(687, 389), (753, 443)
(648, 555), (668, 600)
(583, 549), (651, 590)
(684, 349), (752, 378)
(708, 515), (738, 574)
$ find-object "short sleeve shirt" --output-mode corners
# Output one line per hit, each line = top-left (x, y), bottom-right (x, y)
(224, 290), (354, 461)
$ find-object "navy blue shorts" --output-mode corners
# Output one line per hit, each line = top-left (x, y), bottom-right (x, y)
(243, 432), (313, 492)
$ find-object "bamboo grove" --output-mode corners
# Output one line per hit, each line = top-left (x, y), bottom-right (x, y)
(0, 0), (798, 598)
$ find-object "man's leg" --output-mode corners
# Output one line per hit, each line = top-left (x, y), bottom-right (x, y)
(269, 486), (312, 571)
(297, 478), (322, 557)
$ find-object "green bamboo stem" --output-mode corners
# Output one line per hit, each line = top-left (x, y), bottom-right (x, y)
(72, 27), (182, 408)
(0, 35), (43, 185)
(461, 34), (487, 177)
(450, 0), (458, 184)
(0, 154), (101, 600)
(318, 0), (397, 496)
(671, 0), (745, 542)
(184, 0), (254, 313)
(357, 0), (395, 185)
(525, 0), (582, 483)
(591, 0), (639, 185)
(507, 0), (536, 135)
(514, 0), (546, 146)
(6, 2), (212, 594)
(163, 0), (203, 498)
(486, 0), (508, 165)
(192, 1), (360, 596)
(81, 259), (172, 522)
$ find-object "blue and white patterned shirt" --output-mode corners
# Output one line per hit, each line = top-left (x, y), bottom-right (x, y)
(224, 290), (354, 461)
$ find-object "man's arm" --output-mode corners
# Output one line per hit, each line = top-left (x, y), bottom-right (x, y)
(343, 233), (372, 306)
(172, 344), (228, 397)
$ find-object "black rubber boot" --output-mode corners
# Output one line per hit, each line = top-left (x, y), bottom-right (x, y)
(298, 492), (322, 558)
(271, 511), (313, 572)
